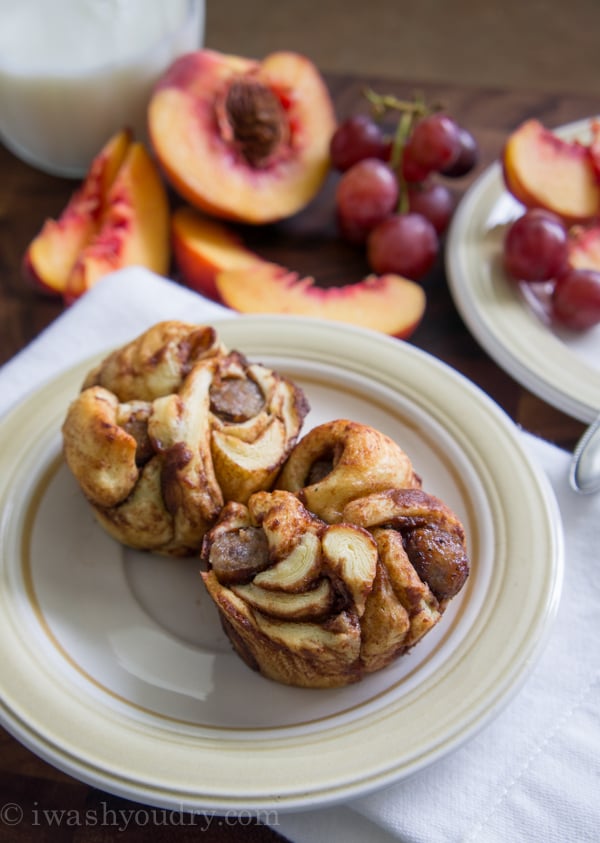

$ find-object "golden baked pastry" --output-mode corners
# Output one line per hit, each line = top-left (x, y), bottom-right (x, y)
(201, 485), (469, 688)
(63, 323), (470, 688)
(342, 487), (470, 609)
(82, 320), (226, 400)
(276, 418), (421, 521)
(208, 350), (310, 504)
(62, 321), (309, 556)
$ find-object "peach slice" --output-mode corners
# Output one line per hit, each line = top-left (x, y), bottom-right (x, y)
(502, 119), (600, 223)
(171, 212), (425, 336)
(65, 142), (170, 302)
(23, 130), (170, 303)
(215, 263), (426, 338)
(23, 129), (131, 296)
(567, 224), (600, 271)
(171, 206), (260, 299)
(148, 49), (336, 224)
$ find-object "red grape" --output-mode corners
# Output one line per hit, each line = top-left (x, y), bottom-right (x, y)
(504, 209), (569, 282)
(367, 213), (438, 279)
(336, 158), (399, 244)
(440, 127), (478, 177)
(551, 268), (600, 330)
(401, 147), (432, 183)
(331, 96), (477, 276)
(330, 115), (389, 172)
(407, 182), (456, 234)
(403, 113), (462, 174)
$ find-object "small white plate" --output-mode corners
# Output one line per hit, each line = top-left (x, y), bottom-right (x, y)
(446, 117), (600, 423)
(0, 316), (563, 813)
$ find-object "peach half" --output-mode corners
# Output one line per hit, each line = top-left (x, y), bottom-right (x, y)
(502, 119), (600, 224)
(148, 49), (336, 224)
(171, 206), (260, 300)
(23, 131), (170, 302)
(215, 263), (426, 339)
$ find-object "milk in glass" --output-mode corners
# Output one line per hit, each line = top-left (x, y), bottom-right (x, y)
(0, 0), (204, 176)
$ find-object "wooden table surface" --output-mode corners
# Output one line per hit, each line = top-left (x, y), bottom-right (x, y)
(0, 73), (596, 842)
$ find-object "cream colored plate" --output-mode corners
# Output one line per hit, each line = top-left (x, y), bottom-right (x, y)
(0, 316), (562, 812)
(446, 117), (600, 424)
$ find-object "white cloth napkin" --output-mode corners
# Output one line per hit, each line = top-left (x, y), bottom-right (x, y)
(0, 267), (234, 416)
(279, 432), (600, 843)
(1, 268), (598, 843)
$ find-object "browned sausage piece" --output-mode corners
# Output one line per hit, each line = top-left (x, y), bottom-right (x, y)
(209, 527), (270, 585)
(120, 412), (154, 465)
(210, 378), (265, 422)
(403, 526), (469, 601)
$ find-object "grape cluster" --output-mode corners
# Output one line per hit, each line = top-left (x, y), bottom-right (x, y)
(330, 91), (478, 281)
(503, 209), (600, 331)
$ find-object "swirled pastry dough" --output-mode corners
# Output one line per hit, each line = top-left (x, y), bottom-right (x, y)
(63, 324), (471, 687)
(82, 321), (226, 400)
(209, 351), (310, 503)
(201, 482), (469, 688)
(276, 419), (421, 521)
(62, 322), (309, 556)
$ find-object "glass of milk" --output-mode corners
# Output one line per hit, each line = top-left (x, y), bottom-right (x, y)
(0, 0), (205, 177)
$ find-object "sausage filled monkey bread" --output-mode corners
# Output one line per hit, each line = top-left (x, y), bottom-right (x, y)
(62, 321), (309, 556)
(62, 323), (470, 688)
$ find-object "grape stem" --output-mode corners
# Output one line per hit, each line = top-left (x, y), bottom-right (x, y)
(363, 88), (432, 119)
(392, 112), (413, 214)
(363, 88), (435, 215)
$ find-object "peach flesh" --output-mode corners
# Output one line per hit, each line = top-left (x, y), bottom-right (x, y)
(65, 141), (170, 301)
(171, 207), (260, 300)
(503, 119), (600, 224)
(23, 129), (131, 295)
(568, 225), (600, 271)
(148, 49), (336, 223)
(215, 263), (426, 338)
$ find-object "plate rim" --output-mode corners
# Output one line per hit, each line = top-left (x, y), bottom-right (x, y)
(445, 115), (600, 424)
(0, 315), (564, 812)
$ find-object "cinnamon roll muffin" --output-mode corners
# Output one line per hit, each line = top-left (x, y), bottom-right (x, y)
(63, 324), (470, 687)
(62, 321), (309, 556)
(201, 424), (470, 688)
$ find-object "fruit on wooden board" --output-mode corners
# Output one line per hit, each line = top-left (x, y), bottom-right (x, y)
(215, 262), (426, 338)
(330, 93), (478, 281)
(23, 130), (170, 301)
(170, 210), (425, 338)
(502, 119), (600, 224)
(23, 129), (130, 295)
(148, 49), (336, 224)
(65, 143), (170, 302)
(171, 206), (260, 299)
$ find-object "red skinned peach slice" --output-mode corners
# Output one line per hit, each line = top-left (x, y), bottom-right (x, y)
(148, 49), (336, 223)
(215, 263), (426, 338)
(65, 142), (170, 302)
(22, 129), (131, 295)
(171, 206), (260, 299)
(567, 224), (600, 271)
(502, 119), (600, 224)
(587, 119), (600, 183)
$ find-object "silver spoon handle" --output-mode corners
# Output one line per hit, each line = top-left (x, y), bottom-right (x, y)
(570, 414), (600, 494)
